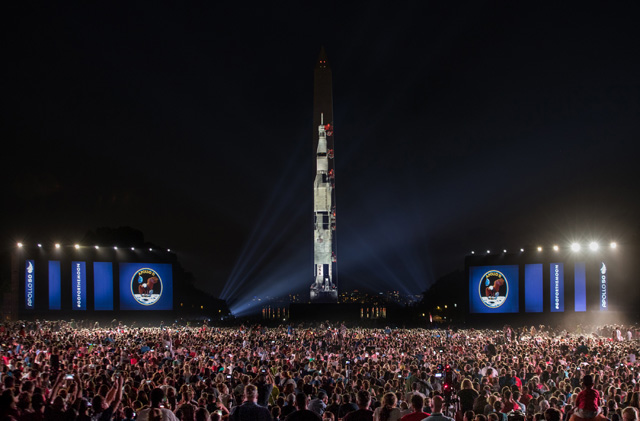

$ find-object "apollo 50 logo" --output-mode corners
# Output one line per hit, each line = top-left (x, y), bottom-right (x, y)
(131, 268), (163, 306)
(478, 270), (509, 308)
(25, 260), (34, 309)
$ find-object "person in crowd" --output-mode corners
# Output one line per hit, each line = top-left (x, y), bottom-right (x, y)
(544, 409), (562, 421)
(400, 395), (429, 421)
(339, 394), (359, 419)
(285, 392), (322, 421)
(138, 387), (179, 421)
(572, 375), (604, 421)
(423, 395), (454, 421)
(622, 407), (638, 421)
(228, 385), (272, 421)
(272, 406), (282, 421)
(344, 391), (374, 421)
(326, 394), (341, 416)
(491, 401), (508, 421)
(309, 391), (329, 416)
(255, 371), (275, 408)
(90, 375), (124, 421)
(458, 379), (479, 414)
(373, 393), (401, 421)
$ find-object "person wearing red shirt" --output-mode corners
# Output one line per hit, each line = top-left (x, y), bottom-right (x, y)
(573, 375), (602, 420)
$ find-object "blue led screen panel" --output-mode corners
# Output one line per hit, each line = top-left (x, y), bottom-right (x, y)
(574, 262), (586, 312)
(25, 260), (35, 309)
(49, 261), (61, 310)
(599, 262), (608, 311)
(524, 264), (543, 313)
(71, 261), (87, 310)
(94, 262), (114, 311)
(550, 263), (565, 312)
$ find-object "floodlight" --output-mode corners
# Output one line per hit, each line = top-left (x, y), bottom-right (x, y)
(520, 248), (524, 252)
(114, 246), (118, 250)
(74, 244), (80, 249)
(17, 242), (23, 248)
(553, 245), (559, 251)
(149, 248), (153, 251)
(167, 249), (171, 252)
(471, 251), (475, 254)
(37, 243), (42, 248)
(610, 242), (617, 249)
(571, 243), (581, 252)
(55, 243), (61, 249)
(537, 246), (542, 252)
(589, 242), (599, 251)
(131, 247), (135, 251)
(95, 245), (99, 250)
(503, 249), (507, 253)
(486, 250), (490, 254)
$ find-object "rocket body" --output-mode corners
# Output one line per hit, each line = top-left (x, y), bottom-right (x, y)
(310, 49), (338, 302)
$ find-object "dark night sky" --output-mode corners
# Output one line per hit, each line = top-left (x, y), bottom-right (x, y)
(3, 2), (640, 308)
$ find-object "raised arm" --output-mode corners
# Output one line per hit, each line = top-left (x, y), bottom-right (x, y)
(108, 375), (125, 409)
(48, 373), (64, 404)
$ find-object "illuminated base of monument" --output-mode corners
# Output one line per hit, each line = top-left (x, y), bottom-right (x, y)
(310, 289), (338, 303)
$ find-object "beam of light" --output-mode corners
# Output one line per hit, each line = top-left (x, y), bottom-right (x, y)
(222, 156), (306, 276)
(589, 241), (599, 251)
(220, 138), (308, 301)
(17, 243), (23, 248)
(553, 245), (559, 251)
(537, 246), (542, 252)
(227, 248), (310, 316)
(332, 184), (439, 295)
(55, 243), (61, 249)
(610, 242), (617, 249)
(571, 243), (581, 252)
(339, 225), (415, 296)
(220, 201), (309, 301)
(75, 244), (80, 249)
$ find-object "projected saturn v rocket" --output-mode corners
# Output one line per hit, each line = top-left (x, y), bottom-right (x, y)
(310, 48), (338, 302)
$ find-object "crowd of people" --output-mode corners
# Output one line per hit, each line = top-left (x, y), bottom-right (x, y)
(0, 320), (639, 421)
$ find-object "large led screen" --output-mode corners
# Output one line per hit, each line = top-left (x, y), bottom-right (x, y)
(49, 261), (61, 310)
(524, 264), (543, 313)
(575, 262), (586, 312)
(94, 262), (114, 311)
(469, 265), (519, 313)
(72, 261), (87, 310)
(25, 260), (35, 310)
(119, 263), (173, 310)
(599, 261), (608, 311)
(550, 263), (564, 312)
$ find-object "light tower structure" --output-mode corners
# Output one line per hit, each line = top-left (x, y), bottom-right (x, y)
(310, 48), (338, 302)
